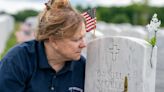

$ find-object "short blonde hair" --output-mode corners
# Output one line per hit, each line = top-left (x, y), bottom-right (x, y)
(36, 0), (85, 41)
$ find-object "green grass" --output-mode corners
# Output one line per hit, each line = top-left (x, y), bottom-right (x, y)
(0, 22), (20, 59)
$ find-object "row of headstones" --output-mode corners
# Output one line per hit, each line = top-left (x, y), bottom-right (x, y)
(97, 22), (147, 39)
(0, 14), (15, 55)
(96, 22), (164, 46)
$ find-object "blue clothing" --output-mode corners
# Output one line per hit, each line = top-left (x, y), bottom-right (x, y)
(0, 40), (86, 92)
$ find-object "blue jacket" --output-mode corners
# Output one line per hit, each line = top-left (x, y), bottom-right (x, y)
(0, 40), (86, 92)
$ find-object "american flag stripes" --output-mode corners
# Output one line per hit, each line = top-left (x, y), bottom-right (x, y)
(81, 8), (96, 32)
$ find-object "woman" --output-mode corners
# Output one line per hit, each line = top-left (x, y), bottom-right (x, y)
(0, 0), (86, 92)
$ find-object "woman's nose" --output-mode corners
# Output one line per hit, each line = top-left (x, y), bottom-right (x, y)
(79, 38), (86, 48)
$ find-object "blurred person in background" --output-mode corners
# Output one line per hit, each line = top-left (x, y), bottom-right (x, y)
(15, 16), (38, 43)
(0, 0), (86, 92)
(15, 22), (35, 43)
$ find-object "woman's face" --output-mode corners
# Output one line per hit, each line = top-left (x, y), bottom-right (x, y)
(53, 22), (86, 60)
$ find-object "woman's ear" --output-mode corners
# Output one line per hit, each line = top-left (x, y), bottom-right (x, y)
(48, 36), (55, 43)
(48, 36), (58, 49)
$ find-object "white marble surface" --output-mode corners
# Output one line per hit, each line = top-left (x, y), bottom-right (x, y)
(0, 14), (14, 54)
(85, 36), (157, 92)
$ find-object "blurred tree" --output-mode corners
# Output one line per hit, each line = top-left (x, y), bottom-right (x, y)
(141, 0), (149, 25)
(111, 14), (130, 23)
(12, 9), (39, 22)
(76, 5), (85, 12)
(77, 5), (164, 26)
(96, 7), (111, 22)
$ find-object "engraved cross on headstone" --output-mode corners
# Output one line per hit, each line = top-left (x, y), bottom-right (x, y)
(109, 44), (120, 62)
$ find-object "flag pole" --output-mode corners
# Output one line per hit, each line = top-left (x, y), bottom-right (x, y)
(93, 27), (96, 39)
(93, 8), (96, 39)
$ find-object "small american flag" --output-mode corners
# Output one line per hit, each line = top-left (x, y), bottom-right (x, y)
(81, 8), (96, 32)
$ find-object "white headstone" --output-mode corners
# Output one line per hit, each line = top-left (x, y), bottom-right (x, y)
(85, 36), (157, 92)
(0, 14), (14, 33)
(0, 14), (15, 54)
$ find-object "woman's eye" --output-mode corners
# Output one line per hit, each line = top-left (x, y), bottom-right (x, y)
(73, 38), (81, 42)
(76, 39), (80, 41)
